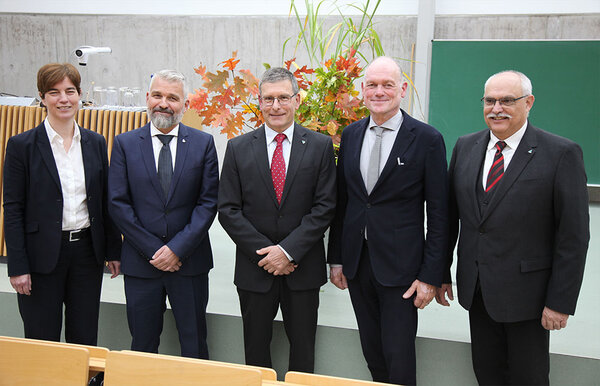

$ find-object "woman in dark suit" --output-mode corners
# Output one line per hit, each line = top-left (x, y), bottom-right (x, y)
(3, 63), (122, 345)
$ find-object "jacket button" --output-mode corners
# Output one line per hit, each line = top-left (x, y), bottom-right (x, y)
(366, 203), (371, 208)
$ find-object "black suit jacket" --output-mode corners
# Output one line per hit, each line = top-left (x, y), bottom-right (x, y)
(445, 123), (589, 322)
(4, 122), (122, 277)
(328, 110), (449, 287)
(218, 123), (336, 292)
(108, 123), (219, 278)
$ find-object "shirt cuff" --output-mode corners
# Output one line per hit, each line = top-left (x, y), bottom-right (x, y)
(277, 244), (295, 263)
(329, 264), (343, 268)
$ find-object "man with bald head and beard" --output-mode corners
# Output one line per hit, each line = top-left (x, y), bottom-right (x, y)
(109, 70), (219, 358)
(328, 57), (449, 385)
(437, 70), (589, 385)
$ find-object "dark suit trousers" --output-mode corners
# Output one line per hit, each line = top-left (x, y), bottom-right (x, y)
(348, 242), (418, 385)
(469, 287), (550, 385)
(17, 234), (103, 345)
(124, 272), (209, 359)
(237, 277), (319, 373)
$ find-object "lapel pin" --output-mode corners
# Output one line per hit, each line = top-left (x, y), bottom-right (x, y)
(182, 139), (186, 143)
(301, 139), (306, 145)
(528, 149), (533, 154)
(397, 157), (404, 166)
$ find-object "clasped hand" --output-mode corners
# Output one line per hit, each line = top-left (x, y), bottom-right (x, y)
(257, 245), (296, 275)
(150, 245), (182, 272)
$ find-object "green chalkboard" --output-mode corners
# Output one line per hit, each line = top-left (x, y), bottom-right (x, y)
(429, 40), (600, 184)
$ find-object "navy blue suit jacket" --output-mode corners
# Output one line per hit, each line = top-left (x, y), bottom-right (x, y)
(328, 110), (449, 287)
(108, 123), (218, 278)
(4, 122), (122, 277)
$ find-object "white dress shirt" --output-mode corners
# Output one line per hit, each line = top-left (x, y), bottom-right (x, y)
(150, 123), (179, 172)
(265, 123), (294, 174)
(359, 110), (404, 188)
(265, 123), (295, 261)
(482, 120), (527, 189)
(44, 118), (90, 231)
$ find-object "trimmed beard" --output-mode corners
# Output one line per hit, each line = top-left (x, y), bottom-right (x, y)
(148, 107), (185, 129)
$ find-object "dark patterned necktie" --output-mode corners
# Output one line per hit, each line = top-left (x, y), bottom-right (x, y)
(157, 134), (174, 197)
(485, 141), (507, 192)
(271, 133), (286, 204)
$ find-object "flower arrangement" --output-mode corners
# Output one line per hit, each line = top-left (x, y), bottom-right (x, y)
(188, 0), (386, 143)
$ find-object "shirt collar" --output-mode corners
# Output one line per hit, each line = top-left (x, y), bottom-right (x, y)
(265, 122), (294, 144)
(151, 122), (179, 138)
(368, 110), (404, 132)
(487, 120), (528, 151)
(44, 117), (80, 143)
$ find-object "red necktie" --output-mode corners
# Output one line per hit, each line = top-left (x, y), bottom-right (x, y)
(486, 141), (507, 192)
(271, 133), (286, 204)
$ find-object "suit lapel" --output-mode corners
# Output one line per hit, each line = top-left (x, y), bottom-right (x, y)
(79, 128), (94, 193)
(251, 126), (279, 207)
(371, 113), (416, 193)
(348, 119), (369, 196)
(168, 125), (190, 203)
(138, 125), (166, 203)
(466, 130), (490, 222)
(35, 124), (62, 191)
(481, 124), (538, 223)
(280, 123), (308, 207)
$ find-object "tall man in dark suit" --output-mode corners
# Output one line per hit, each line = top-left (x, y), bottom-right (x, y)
(328, 57), (449, 385)
(436, 70), (589, 385)
(218, 67), (336, 372)
(108, 70), (219, 359)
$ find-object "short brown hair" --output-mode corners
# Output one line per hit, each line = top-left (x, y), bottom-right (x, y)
(37, 63), (82, 98)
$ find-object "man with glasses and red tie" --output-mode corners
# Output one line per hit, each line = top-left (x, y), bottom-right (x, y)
(436, 70), (589, 385)
(218, 67), (336, 373)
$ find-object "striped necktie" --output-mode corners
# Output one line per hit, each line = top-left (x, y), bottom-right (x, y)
(485, 140), (507, 192)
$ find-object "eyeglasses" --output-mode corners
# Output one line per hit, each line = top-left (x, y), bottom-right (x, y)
(481, 95), (529, 107)
(261, 93), (297, 106)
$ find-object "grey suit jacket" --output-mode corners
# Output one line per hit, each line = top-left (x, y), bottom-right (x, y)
(446, 123), (589, 322)
(218, 123), (336, 292)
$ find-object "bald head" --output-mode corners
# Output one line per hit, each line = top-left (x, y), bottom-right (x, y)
(365, 56), (403, 83)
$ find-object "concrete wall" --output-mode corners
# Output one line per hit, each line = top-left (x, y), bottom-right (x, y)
(1, 13), (598, 98)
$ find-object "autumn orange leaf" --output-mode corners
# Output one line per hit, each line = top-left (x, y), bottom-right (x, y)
(204, 70), (229, 93)
(222, 57), (240, 71)
(194, 65), (209, 81)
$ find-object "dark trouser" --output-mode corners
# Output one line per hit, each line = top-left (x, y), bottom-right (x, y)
(237, 277), (319, 373)
(348, 242), (418, 385)
(17, 234), (103, 345)
(124, 272), (209, 359)
(469, 287), (550, 385)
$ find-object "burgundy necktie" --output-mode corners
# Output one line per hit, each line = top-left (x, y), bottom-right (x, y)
(271, 133), (286, 204)
(485, 141), (507, 192)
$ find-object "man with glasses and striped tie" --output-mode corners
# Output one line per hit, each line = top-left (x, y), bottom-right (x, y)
(437, 70), (589, 385)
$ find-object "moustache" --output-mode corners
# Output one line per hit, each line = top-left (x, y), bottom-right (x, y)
(487, 112), (512, 119)
(152, 107), (174, 115)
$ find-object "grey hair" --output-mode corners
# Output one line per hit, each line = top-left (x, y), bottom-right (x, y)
(365, 56), (404, 82)
(149, 69), (188, 100)
(259, 67), (299, 95)
(485, 70), (533, 96)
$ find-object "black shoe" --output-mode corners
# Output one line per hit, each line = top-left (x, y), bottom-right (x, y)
(88, 371), (104, 386)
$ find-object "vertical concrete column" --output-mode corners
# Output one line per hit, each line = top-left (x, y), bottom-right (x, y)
(412, 0), (435, 122)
